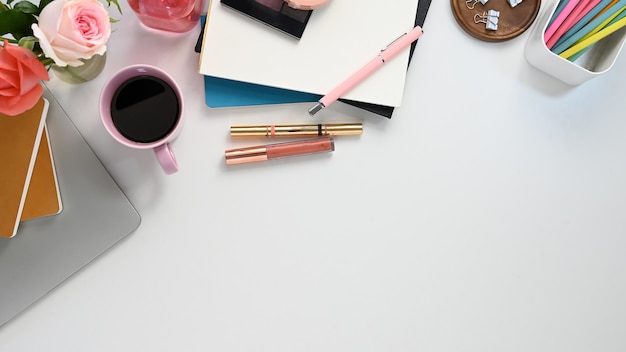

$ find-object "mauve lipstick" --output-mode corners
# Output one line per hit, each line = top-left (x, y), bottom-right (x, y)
(225, 137), (334, 165)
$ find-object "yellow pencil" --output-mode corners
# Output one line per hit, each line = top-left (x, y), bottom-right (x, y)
(579, 5), (626, 42)
(560, 15), (626, 58)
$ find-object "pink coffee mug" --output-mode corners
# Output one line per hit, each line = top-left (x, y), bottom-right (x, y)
(99, 65), (184, 175)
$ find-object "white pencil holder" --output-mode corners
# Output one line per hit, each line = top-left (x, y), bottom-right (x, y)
(524, 0), (626, 85)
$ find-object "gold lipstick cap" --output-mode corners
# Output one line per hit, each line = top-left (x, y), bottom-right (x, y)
(224, 146), (268, 165)
(230, 123), (363, 137)
(324, 123), (363, 136)
(229, 126), (272, 137)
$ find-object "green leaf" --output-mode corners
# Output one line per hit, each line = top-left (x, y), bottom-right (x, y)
(7, 0), (16, 5)
(106, 0), (123, 14)
(0, 2), (9, 12)
(13, 1), (39, 14)
(0, 9), (36, 39)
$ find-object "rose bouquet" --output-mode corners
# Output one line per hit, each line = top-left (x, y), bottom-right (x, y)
(0, 0), (121, 116)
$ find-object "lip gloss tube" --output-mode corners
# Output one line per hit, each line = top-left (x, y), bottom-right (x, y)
(225, 137), (335, 165)
(230, 123), (362, 138)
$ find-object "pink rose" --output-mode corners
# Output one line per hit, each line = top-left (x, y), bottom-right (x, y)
(32, 0), (111, 67)
(0, 41), (50, 116)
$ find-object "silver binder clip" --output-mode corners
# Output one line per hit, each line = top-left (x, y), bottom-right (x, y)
(474, 9), (500, 31)
(466, 0), (488, 9)
(508, 0), (523, 7)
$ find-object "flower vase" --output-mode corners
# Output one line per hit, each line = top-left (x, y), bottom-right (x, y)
(128, 0), (204, 33)
(50, 53), (107, 84)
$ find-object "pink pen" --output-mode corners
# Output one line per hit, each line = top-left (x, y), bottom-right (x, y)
(308, 25), (424, 116)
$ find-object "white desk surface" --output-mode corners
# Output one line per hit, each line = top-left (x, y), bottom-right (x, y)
(2, 0), (626, 351)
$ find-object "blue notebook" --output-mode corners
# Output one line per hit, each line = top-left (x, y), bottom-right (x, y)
(203, 75), (321, 107)
(197, 0), (432, 117)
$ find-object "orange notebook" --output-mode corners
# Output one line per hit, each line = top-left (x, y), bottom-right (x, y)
(0, 98), (49, 238)
(21, 125), (63, 221)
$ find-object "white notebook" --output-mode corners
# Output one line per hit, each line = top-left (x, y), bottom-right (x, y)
(199, 0), (420, 107)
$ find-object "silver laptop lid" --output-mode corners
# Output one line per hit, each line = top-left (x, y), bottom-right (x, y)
(0, 88), (141, 327)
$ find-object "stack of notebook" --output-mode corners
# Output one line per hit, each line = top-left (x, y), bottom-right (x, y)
(0, 98), (63, 238)
(197, 0), (432, 118)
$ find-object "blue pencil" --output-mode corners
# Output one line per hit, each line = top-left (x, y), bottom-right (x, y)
(568, 6), (626, 60)
(553, 0), (615, 48)
(551, 0), (626, 54)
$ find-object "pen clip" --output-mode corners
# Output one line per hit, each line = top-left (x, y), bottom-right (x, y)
(383, 32), (409, 50)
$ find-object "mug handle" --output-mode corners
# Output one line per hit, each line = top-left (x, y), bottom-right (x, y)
(154, 143), (178, 175)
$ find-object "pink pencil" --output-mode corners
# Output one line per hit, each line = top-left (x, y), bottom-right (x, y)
(578, 0), (603, 20)
(546, 0), (598, 48)
(544, 0), (581, 43)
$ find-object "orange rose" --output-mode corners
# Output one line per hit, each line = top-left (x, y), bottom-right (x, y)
(0, 40), (50, 116)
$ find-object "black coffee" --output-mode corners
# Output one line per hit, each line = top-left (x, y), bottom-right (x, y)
(111, 75), (180, 143)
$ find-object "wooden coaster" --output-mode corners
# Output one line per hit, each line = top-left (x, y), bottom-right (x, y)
(451, 0), (541, 42)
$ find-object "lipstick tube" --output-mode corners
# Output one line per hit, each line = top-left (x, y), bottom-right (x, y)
(230, 123), (362, 138)
(225, 137), (335, 165)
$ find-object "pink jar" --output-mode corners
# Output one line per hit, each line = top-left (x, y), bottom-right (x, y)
(128, 0), (204, 33)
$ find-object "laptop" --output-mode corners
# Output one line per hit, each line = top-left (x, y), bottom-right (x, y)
(0, 87), (141, 327)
